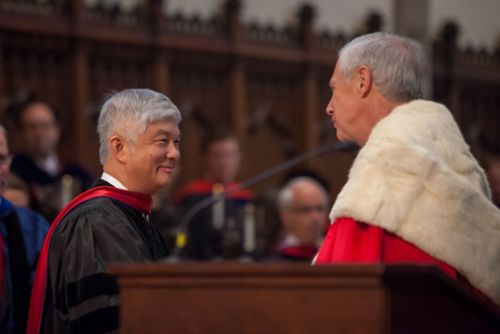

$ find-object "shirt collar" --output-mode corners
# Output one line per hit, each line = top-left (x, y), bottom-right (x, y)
(101, 172), (128, 190)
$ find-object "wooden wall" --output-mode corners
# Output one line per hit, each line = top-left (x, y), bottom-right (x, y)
(0, 0), (499, 201)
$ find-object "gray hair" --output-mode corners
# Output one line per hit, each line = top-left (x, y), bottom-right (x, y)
(97, 88), (181, 165)
(277, 177), (329, 211)
(338, 32), (426, 102)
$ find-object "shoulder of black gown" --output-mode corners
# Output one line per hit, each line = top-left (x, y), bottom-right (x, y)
(45, 196), (155, 333)
(51, 197), (153, 273)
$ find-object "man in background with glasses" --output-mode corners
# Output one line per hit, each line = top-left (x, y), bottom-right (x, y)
(275, 177), (329, 262)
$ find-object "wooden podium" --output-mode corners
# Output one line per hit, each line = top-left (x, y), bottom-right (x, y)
(109, 262), (500, 333)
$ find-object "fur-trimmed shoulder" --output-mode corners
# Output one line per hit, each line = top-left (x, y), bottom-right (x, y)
(330, 99), (500, 304)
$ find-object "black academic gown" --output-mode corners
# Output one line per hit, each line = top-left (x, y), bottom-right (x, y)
(41, 180), (168, 334)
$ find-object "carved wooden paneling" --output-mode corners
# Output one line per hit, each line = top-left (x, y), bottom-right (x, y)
(243, 59), (307, 193)
(0, 1), (499, 202)
(433, 21), (500, 150)
(169, 52), (231, 186)
(1, 32), (73, 153)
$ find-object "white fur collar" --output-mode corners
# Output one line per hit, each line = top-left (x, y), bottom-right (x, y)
(330, 100), (500, 304)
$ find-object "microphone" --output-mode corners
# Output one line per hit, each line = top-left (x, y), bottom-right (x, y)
(168, 141), (358, 260)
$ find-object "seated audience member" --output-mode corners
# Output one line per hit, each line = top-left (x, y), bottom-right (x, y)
(275, 177), (329, 262)
(0, 125), (49, 334)
(174, 129), (253, 260)
(4, 174), (30, 208)
(25, 89), (181, 334)
(315, 32), (500, 305)
(10, 96), (93, 220)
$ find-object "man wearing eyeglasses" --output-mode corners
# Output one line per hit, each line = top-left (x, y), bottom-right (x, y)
(275, 177), (329, 261)
(0, 125), (49, 334)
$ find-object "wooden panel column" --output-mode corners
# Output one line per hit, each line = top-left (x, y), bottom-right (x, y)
(149, 0), (171, 95)
(302, 66), (319, 157)
(150, 51), (171, 95)
(229, 59), (246, 139)
(71, 0), (91, 170)
(72, 45), (91, 169)
(226, 0), (246, 139)
(299, 4), (318, 165)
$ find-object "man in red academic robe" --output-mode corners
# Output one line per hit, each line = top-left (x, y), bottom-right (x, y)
(314, 32), (500, 306)
(26, 89), (182, 334)
(174, 130), (252, 260)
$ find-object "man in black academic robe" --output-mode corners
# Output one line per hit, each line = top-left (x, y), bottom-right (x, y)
(9, 98), (93, 221)
(26, 88), (182, 334)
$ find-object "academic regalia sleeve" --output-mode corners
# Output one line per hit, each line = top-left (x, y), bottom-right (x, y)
(314, 217), (457, 278)
(46, 199), (152, 334)
(14, 207), (49, 277)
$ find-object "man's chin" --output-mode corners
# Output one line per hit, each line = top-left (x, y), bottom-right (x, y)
(155, 175), (172, 188)
(336, 132), (350, 143)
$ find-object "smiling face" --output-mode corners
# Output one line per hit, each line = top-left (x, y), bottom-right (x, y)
(123, 118), (181, 196)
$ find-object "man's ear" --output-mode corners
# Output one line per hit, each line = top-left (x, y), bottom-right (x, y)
(109, 135), (128, 164)
(355, 65), (373, 98)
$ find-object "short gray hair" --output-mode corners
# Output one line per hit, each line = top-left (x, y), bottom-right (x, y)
(277, 177), (329, 211)
(338, 32), (426, 102)
(97, 88), (181, 165)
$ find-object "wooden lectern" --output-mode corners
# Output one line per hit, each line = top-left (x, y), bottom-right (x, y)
(109, 262), (500, 333)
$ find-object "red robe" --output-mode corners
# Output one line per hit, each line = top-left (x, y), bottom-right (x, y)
(173, 179), (253, 204)
(315, 217), (457, 277)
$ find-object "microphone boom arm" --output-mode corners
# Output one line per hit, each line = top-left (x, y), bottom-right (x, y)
(173, 141), (357, 256)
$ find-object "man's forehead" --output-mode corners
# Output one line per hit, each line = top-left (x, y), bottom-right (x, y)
(24, 103), (54, 119)
(329, 64), (341, 84)
(146, 120), (180, 135)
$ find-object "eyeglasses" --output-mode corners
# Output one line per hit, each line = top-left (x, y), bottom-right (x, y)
(23, 121), (57, 131)
(290, 205), (328, 215)
(0, 154), (12, 166)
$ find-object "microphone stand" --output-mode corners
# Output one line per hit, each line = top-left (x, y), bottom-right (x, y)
(165, 141), (358, 262)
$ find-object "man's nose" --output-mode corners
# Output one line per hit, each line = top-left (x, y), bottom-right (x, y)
(326, 100), (334, 116)
(168, 146), (180, 160)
